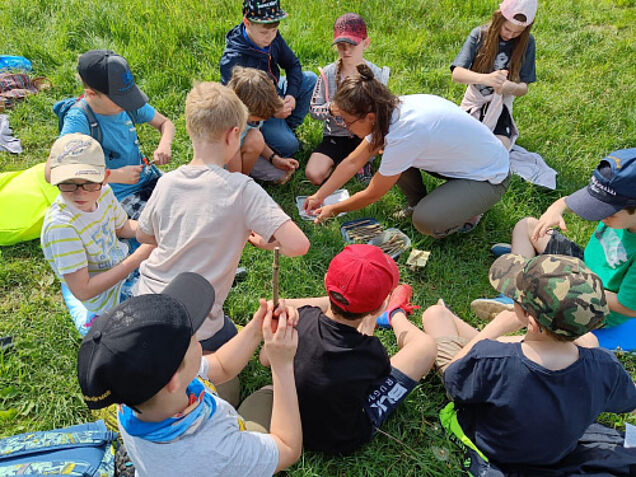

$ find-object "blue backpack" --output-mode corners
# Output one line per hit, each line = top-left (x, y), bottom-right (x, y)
(0, 420), (118, 476)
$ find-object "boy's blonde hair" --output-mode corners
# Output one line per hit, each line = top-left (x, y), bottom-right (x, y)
(228, 66), (283, 119)
(185, 82), (248, 141)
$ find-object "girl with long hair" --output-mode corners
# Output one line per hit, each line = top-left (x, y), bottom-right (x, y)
(451, 0), (537, 150)
(303, 64), (510, 239)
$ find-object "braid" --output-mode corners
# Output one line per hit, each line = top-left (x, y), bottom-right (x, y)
(335, 58), (343, 90)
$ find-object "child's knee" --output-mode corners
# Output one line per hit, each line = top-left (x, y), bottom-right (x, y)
(421, 304), (448, 329)
(305, 168), (324, 186)
(514, 216), (538, 239)
(243, 129), (265, 155)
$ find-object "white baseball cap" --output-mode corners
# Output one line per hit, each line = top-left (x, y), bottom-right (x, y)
(49, 134), (106, 186)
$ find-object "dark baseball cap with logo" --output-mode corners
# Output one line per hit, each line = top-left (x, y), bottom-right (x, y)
(77, 272), (214, 410)
(565, 148), (636, 221)
(243, 0), (288, 23)
(77, 50), (149, 111)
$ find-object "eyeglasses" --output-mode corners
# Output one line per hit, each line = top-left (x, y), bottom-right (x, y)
(57, 182), (103, 192)
(334, 115), (363, 130)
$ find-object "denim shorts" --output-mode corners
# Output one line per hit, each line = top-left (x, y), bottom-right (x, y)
(363, 367), (417, 430)
(543, 230), (585, 260)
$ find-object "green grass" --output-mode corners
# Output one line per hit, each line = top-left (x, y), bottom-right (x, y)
(1, 0), (635, 474)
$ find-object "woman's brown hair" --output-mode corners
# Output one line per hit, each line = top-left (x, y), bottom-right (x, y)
(333, 64), (400, 151)
(472, 10), (532, 82)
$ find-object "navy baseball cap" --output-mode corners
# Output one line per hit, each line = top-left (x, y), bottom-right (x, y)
(78, 50), (148, 111)
(565, 148), (636, 220)
(77, 273), (214, 410)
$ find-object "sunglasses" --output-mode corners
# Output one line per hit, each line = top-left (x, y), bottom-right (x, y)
(57, 182), (103, 192)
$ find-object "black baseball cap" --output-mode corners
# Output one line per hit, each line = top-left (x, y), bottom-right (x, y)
(243, 0), (288, 23)
(565, 148), (636, 220)
(77, 50), (149, 111)
(77, 272), (214, 410)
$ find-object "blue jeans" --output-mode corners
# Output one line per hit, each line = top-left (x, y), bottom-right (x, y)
(260, 71), (317, 157)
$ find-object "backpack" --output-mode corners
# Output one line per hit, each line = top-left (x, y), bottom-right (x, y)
(0, 420), (118, 476)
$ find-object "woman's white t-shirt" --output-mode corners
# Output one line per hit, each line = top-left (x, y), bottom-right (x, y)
(375, 94), (510, 184)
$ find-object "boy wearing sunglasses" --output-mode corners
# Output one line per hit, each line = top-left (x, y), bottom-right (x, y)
(41, 134), (154, 331)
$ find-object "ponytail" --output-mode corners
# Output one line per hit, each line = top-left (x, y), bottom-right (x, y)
(334, 63), (399, 150)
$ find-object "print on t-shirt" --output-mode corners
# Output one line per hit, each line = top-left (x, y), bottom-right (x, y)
(597, 227), (628, 268)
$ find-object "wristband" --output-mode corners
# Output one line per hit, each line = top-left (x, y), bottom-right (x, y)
(268, 152), (277, 163)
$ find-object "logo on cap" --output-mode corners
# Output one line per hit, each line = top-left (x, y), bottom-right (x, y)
(119, 70), (134, 92)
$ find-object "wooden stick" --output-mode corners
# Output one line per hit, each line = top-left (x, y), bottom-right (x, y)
(272, 247), (280, 309)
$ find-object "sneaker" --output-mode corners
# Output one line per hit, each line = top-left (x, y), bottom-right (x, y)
(458, 214), (484, 234)
(355, 162), (373, 185)
(470, 294), (514, 321)
(490, 243), (512, 257)
(376, 284), (419, 329)
(392, 205), (414, 220)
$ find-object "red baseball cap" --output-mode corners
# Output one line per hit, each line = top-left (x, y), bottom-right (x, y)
(325, 244), (399, 313)
(332, 13), (368, 46)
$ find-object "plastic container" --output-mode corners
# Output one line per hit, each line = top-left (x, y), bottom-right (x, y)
(368, 228), (411, 259)
(340, 217), (381, 243)
(295, 189), (350, 220)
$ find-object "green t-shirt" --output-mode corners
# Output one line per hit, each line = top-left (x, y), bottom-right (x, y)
(584, 223), (636, 327)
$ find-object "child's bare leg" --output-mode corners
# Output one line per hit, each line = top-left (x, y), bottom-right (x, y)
(241, 129), (266, 174)
(421, 302), (479, 341)
(305, 152), (334, 186)
(388, 312), (437, 381)
(511, 217), (552, 258)
(227, 149), (243, 173)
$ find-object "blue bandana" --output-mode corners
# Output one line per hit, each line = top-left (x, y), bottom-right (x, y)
(118, 379), (216, 443)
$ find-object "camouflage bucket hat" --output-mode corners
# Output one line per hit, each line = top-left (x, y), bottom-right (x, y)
(489, 254), (608, 338)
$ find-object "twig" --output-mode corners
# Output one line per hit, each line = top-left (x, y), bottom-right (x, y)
(272, 247), (280, 309)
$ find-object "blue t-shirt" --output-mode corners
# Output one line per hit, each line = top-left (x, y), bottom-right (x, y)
(445, 340), (636, 466)
(60, 101), (156, 200)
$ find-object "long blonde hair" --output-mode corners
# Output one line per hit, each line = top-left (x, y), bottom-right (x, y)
(472, 10), (532, 82)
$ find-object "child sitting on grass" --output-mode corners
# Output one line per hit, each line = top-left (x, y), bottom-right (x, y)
(136, 82), (309, 353)
(77, 272), (302, 477)
(41, 134), (154, 334)
(227, 66), (298, 184)
(472, 148), (636, 328)
(422, 254), (636, 470)
(47, 50), (175, 219)
(262, 244), (437, 454)
(307, 13), (389, 185)
(220, 0), (317, 159)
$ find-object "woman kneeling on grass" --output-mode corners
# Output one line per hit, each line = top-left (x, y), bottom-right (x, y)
(303, 64), (510, 239)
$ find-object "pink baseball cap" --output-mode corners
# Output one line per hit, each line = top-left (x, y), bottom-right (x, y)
(332, 13), (368, 46)
(325, 244), (399, 314)
(499, 0), (537, 26)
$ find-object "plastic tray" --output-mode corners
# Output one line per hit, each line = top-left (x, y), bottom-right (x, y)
(368, 228), (412, 259)
(340, 218), (381, 243)
(295, 189), (350, 220)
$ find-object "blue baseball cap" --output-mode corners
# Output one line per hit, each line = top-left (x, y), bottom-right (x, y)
(566, 148), (636, 221)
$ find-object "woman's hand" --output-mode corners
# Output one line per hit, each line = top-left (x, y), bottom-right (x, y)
(313, 204), (338, 224)
(302, 194), (323, 213)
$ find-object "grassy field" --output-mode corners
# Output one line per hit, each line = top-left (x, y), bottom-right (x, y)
(1, 0), (635, 475)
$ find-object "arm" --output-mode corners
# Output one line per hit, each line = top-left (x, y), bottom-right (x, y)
(136, 228), (158, 246)
(63, 244), (154, 301)
(314, 171), (400, 223)
(532, 197), (570, 241)
(148, 111), (176, 165)
(303, 138), (378, 211)
(261, 143), (299, 171)
(261, 306), (302, 472)
(248, 220), (310, 257)
(276, 35), (303, 100)
(605, 291), (636, 318)
(449, 311), (524, 366)
(500, 80), (529, 97)
(116, 219), (139, 239)
(205, 300), (268, 384)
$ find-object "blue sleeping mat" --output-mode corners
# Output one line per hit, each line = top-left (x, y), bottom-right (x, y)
(592, 318), (636, 352)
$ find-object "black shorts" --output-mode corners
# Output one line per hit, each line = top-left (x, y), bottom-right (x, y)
(313, 135), (362, 165)
(492, 105), (513, 139)
(543, 230), (585, 260)
(363, 367), (417, 430)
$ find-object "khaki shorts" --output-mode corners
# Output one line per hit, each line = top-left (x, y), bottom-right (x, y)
(435, 336), (471, 374)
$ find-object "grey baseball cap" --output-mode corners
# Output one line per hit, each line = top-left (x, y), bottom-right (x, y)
(77, 50), (148, 111)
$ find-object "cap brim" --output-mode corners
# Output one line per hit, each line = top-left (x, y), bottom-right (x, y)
(50, 164), (105, 186)
(161, 272), (215, 333)
(109, 84), (148, 111)
(565, 188), (623, 221)
(247, 10), (288, 23)
(489, 254), (527, 301)
(332, 36), (361, 46)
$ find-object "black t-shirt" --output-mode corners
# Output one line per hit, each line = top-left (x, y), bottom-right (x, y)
(445, 340), (636, 466)
(293, 306), (391, 454)
(451, 26), (536, 96)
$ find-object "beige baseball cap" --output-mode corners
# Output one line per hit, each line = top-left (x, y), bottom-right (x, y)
(49, 134), (106, 186)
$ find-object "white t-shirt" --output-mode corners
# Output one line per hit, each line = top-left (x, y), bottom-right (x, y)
(119, 358), (279, 477)
(376, 94), (510, 184)
(136, 164), (290, 339)
(40, 185), (128, 314)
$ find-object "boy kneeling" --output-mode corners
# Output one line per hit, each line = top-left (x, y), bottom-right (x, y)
(422, 254), (636, 469)
(77, 273), (302, 476)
